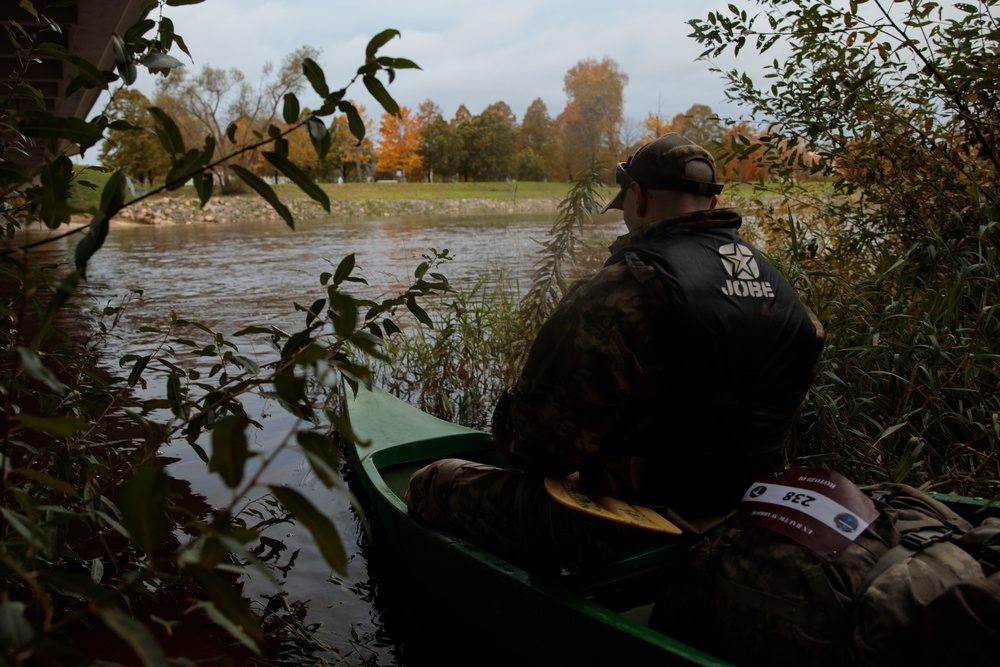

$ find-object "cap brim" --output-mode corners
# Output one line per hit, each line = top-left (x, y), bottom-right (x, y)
(602, 187), (626, 213)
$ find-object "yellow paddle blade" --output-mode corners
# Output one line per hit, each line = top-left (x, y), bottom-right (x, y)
(544, 476), (683, 535)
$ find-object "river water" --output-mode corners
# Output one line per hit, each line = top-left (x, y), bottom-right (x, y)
(16, 211), (622, 666)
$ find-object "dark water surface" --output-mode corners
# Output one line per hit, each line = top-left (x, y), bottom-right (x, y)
(18, 212), (620, 665)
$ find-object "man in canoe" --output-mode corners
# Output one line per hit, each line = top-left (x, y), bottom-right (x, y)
(406, 133), (825, 563)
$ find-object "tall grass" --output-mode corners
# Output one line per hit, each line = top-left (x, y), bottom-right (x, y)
(734, 182), (1000, 498)
(375, 275), (524, 429)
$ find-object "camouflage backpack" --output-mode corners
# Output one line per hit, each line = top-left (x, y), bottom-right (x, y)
(655, 468), (998, 667)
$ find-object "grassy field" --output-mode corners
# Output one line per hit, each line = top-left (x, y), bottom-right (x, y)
(276, 180), (577, 201)
(68, 164), (580, 213)
(69, 163), (828, 215)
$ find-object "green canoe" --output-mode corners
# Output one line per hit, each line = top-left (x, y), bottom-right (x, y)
(342, 383), (733, 666)
(342, 382), (998, 665)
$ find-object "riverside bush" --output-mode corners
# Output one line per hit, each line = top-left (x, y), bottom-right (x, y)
(1, 1), (431, 663)
(690, 0), (1000, 496)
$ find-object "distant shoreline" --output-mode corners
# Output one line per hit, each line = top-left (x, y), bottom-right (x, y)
(116, 194), (566, 225)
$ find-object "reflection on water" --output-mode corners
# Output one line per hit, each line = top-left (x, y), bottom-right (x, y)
(13, 211), (621, 665)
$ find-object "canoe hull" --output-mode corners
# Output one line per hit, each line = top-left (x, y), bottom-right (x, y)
(343, 384), (731, 666)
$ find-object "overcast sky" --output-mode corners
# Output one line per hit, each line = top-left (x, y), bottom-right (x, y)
(135, 0), (759, 131)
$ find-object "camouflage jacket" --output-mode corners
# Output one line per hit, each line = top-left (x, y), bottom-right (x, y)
(491, 207), (825, 516)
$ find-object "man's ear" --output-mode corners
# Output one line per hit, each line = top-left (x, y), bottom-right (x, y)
(632, 182), (646, 216)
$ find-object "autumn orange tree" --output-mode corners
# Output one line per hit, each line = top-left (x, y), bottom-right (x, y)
(376, 105), (423, 181)
(641, 112), (673, 144)
(717, 122), (766, 182)
(558, 57), (628, 178)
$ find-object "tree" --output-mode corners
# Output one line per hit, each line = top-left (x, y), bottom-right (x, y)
(376, 105), (423, 181)
(668, 104), (723, 150)
(641, 112), (673, 144)
(718, 122), (766, 182)
(416, 100), (461, 182)
(451, 104), (473, 125)
(558, 57), (628, 178)
(99, 88), (172, 185)
(154, 45), (319, 192)
(457, 104), (517, 181)
(518, 98), (561, 180)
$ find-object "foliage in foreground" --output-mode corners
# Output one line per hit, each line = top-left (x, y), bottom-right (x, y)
(689, 0), (999, 495)
(1, 1), (435, 664)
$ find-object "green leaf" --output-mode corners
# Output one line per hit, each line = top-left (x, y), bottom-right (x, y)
(269, 486), (347, 574)
(261, 152), (330, 213)
(140, 51), (184, 69)
(302, 57), (329, 98)
(296, 432), (340, 488)
(12, 468), (80, 497)
(74, 214), (109, 275)
(273, 367), (309, 419)
(282, 93), (300, 124)
(164, 147), (206, 189)
(306, 117), (331, 159)
(38, 155), (73, 228)
(407, 298), (433, 327)
(229, 165), (295, 229)
(193, 171), (214, 207)
(362, 74), (399, 116)
(121, 464), (169, 556)
(99, 170), (127, 217)
(209, 415), (251, 489)
(339, 100), (367, 142)
(13, 414), (86, 437)
(365, 29), (401, 60)
(37, 571), (105, 601)
(377, 56), (421, 70)
(110, 33), (136, 85)
(186, 565), (262, 650)
(100, 607), (169, 667)
(189, 441), (210, 464)
(166, 369), (189, 420)
(333, 253), (356, 285)
(166, 0), (208, 5)
(147, 106), (186, 155)
(16, 346), (69, 395)
(0, 508), (50, 555)
(20, 111), (104, 151)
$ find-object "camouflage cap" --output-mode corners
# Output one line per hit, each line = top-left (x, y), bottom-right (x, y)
(604, 133), (724, 212)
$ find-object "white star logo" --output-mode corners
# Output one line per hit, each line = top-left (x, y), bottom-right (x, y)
(718, 243), (760, 280)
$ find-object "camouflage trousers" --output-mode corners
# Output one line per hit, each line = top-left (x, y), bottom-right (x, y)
(405, 458), (669, 565)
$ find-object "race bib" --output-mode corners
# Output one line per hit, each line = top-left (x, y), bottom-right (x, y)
(741, 467), (879, 562)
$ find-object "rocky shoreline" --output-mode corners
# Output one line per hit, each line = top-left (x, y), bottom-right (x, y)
(118, 194), (562, 225)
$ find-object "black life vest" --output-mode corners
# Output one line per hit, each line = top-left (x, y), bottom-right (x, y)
(607, 224), (821, 513)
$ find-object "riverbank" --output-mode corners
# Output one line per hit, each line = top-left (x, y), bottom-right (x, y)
(118, 193), (565, 225)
